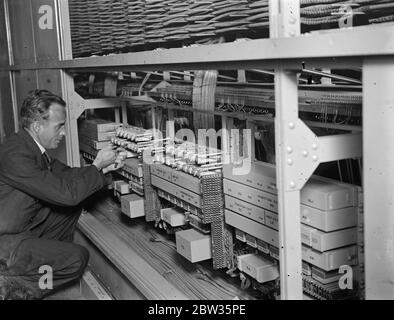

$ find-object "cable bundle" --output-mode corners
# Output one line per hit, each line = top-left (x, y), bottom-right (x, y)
(91, 197), (256, 299)
(301, 0), (394, 27)
(192, 70), (217, 131)
(68, 0), (394, 57)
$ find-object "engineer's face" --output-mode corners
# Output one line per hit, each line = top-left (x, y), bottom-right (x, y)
(37, 103), (66, 149)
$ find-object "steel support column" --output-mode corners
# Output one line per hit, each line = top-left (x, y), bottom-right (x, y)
(363, 57), (394, 300)
(270, 0), (303, 300)
(275, 68), (303, 299)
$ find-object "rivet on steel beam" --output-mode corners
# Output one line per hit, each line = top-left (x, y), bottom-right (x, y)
(288, 122), (295, 129)
(289, 181), (296, 189)
(286, 146), (293, 154)
(287, 159), (293, 166)
(302, 150), (309, 157)
(312, 155), (319, 162)
(289, 16), (296, 24)
(312, 143), (318, 150)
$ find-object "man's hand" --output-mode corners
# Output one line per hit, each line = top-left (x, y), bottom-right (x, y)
(92, 147), (117, 171)
(101, 150), (127, 174)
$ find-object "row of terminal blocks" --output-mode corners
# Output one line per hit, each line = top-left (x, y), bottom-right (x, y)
(78, 119), (363, 299)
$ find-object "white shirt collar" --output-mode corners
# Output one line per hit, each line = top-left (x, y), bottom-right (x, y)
(33, 138), (46, 155)
(26, 129), (46, 154)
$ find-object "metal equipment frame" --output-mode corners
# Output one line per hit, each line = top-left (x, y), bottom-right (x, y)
(1, 0), (393, 299)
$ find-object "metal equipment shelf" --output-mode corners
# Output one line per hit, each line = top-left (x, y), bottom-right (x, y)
(1, 0), (393, 300)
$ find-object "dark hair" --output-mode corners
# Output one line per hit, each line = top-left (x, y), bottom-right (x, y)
(20, 89), (66, 128)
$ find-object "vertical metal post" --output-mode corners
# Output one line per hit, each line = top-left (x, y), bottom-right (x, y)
(56, 0), (82, 166)
(163, 71), (170, 81)
(9, 71), (18, 132)
(167, 108), (175, 140)
(363, 57), (394, 300)
(275, 69), (303, 299)
(321, 68), (332, 85)
(227, 117), (235, 163)
(246, 120), (256, 162)
(270, 0), (302, 299)
(184, 71), (191, 82)
(151, 106), (157, 132)
(221, 116), (230, 165)
(62, 73), (80, 167)
(3, 0), (18, 133)
(56, 0), (72, 60)
(56, 0), (80, 166)
(237, 70), (246, 83)
(121, 102), (128, 124)
(114, 108), (121, 124)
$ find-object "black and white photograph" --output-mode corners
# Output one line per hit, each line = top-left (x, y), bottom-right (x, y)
(0, 0), (393, 305)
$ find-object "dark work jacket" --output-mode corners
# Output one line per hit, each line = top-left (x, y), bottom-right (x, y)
(0, 129), (109, 257)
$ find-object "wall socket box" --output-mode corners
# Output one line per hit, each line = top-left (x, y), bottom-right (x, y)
(176, 229), (212, 263)
(121, 194), (145, 218)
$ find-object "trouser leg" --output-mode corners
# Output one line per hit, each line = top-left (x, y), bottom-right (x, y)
(33, 205), (83, 242)
(4, 238), (89, 299)
(1, 206), (89, 299)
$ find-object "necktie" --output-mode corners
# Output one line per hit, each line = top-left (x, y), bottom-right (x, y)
(43, 152), (52, 171)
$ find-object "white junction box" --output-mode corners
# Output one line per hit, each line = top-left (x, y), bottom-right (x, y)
(311, 266), (343, 285)
(114, 180), (131, 195)
(311, 227), (358, 252)
(300, 205), (357, 232)
(302, 245), (358, 271)
(161, 207), (187, 227)
(301, 180), (356, 211)
(301, 224), (357, 252)
(235, 229), (246, 242)
(176, 229), (212, 263)
(301, 224), (314, 247)
(237, 253), (279, 283)
(121, 194), (145, 218)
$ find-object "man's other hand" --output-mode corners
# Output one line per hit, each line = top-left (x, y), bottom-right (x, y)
(102, 150), (127, 174)
(92, 147), (116, 171)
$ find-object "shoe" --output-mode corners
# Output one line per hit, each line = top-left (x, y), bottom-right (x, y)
(0, 275), (10, 300)
(0, 275), (35, 300)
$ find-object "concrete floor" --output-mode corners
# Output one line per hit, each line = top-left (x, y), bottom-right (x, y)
(44, 281), (85, 300)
